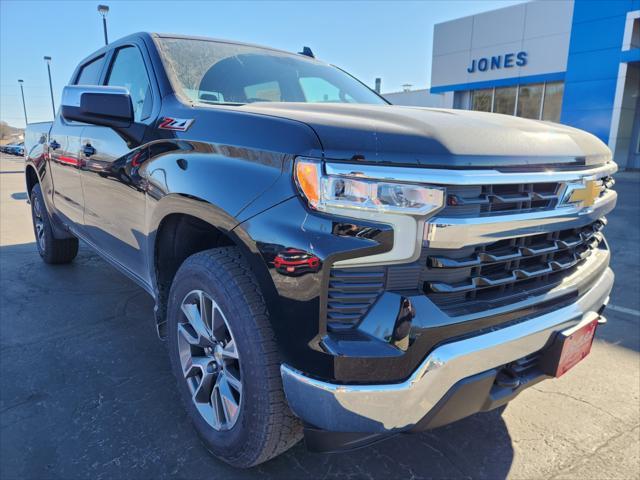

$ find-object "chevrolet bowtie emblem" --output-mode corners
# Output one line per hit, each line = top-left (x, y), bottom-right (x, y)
(564, 180), (600, 207)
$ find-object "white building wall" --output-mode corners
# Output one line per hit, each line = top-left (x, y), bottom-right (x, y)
(431, 0), (574, 89)
(383, 89), (445, 108)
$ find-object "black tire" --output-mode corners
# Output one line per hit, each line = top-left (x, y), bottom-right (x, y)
(30, 184), (78, 264)
(167, 247), (302, 468)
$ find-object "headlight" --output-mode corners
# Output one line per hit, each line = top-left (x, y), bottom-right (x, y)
(294, 157), (445, 216)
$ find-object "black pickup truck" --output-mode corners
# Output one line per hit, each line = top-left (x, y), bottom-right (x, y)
(24, 32), (617, 467)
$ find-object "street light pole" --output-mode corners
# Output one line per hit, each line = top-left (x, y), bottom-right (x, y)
(43, 56), (56, 119)
(18, 79), (28, 125)
(98, 5), (109, 45)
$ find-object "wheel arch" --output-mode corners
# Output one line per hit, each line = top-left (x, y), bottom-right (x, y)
(25, 163), (74, 240)
(25, 164), (39, 196)
(149, 194), (277, 339)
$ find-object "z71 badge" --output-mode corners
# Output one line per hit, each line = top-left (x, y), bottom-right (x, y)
(158, 117), (194, 131)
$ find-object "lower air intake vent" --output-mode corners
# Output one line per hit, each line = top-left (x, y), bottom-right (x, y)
(326, 268), (385, 331)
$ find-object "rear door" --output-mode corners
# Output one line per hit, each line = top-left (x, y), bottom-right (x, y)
(80, 42), (157, 280)
(48, 54), (107, 226)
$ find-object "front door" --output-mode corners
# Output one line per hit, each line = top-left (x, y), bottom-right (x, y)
(80, 44), (155, 281)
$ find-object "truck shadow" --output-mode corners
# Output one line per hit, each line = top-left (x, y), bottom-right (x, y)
(263, 408), (514, 479)
(0, 241), (516, 479)
(10, 191), (28, 200)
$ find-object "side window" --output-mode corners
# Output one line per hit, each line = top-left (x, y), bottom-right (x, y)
(106, 46), (152, 121)
(75, 55), (105, 85)
(244, 81), (281, 102)
(299, 77), (355, 103)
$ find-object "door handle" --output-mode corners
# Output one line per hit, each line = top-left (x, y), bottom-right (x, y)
(49, 140), (60, 150)
(83, 144), (96, 157)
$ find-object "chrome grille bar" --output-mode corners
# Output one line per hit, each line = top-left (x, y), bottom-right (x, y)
(429, 219), (606, 271)
(425, 219), (607, 302)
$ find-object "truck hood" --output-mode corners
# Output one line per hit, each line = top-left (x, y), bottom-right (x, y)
(238, 103), (611, 168)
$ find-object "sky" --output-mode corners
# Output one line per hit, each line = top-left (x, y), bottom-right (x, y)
(0, 0), (525, 129)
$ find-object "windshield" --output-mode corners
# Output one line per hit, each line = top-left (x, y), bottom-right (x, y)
(155, 37), (386, 106)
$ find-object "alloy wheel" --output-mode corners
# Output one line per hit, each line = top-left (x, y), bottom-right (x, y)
(177, 289), (242, 431)
(32, 195), (45, 252)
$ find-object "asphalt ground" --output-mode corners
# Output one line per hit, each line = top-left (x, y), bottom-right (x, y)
(1, 152), (639, 479)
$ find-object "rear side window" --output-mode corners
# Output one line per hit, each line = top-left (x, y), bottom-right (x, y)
(299, 77), (355, 103)
(244, 81), (281, 102)
(76, 55), (105, 85)
(106, 46), (153, 121)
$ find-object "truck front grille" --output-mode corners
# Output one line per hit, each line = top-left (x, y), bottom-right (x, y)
(440, 177), (614, 218)
(422, 219), (607, 315)
(326, 218), (608, 329)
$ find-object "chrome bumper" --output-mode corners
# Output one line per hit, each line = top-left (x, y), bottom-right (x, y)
(281, 267), (614, 433)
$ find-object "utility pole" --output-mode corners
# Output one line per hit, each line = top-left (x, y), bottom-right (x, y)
(43, 56), (56, 118)
(98, 5), (109, 45)
(18, 79), (28, 125)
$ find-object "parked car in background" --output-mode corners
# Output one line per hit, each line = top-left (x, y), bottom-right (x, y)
(3, 142), (24, 156)
(2, 142), (21, 155)
(23, 32), (617, 468)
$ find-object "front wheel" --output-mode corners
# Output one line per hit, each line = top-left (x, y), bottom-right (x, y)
(167, 247), (302, 467)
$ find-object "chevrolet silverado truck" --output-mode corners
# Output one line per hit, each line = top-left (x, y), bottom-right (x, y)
(24, 32), (617, 467)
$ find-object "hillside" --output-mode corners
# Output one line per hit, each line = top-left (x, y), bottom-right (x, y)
(0, 121), (24, 143)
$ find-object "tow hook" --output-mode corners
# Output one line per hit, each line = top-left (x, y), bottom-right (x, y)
(495, 368), (520, 389)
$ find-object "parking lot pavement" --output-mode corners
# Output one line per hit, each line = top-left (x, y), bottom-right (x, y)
(1, 151), (638, 479)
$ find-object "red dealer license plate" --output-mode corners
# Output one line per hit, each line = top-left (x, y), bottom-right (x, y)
(555, 318), (598, 377)
(548, 318), (599, 377)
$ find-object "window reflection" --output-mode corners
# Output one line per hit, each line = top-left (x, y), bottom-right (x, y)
(542, 82), (564, 123)
(472, 88), (492, 112)
(494, 86), (517, 115)
(517, 83), (543, 119)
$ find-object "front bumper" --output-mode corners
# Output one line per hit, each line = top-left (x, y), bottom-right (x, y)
(281, 266), (613, 433)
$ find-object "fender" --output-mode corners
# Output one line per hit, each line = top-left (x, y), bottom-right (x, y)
(146, 192), (281, 341)
(146, 192), (240, 266)
(142, 139), (299, 337)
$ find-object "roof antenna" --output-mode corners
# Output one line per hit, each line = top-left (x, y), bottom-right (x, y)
(299, 46), (315, 58)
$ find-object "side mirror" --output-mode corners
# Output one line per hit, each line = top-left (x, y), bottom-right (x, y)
(61, 85), (134, 128)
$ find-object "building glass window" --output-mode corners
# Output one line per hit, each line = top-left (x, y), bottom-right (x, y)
(541, 82), (564, 123)
(464, 81), (564, 121)
(517, 83), (543, 119)
(472, 88), (492, 112)
(493, 86), (517, 115)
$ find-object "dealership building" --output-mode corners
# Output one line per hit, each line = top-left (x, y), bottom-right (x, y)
(388, 0), (640, 169)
